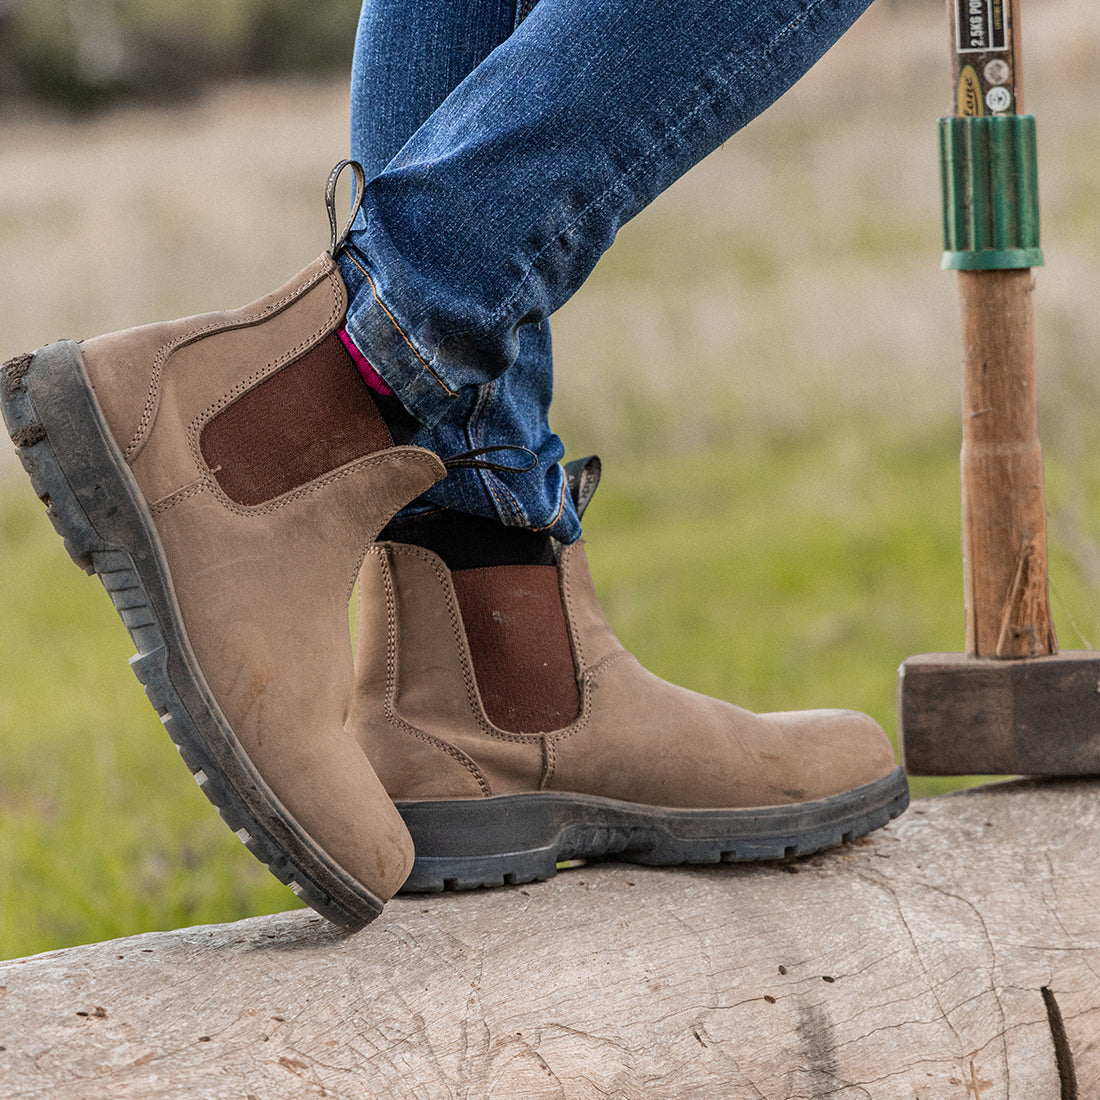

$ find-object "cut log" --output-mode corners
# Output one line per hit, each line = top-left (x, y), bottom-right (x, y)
(1, 780), (1098, 1099)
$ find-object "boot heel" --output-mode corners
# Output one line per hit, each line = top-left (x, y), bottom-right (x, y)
(2, 345), (115, 571)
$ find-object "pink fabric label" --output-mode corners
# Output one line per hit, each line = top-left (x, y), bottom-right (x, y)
(338, 326), (395, 397)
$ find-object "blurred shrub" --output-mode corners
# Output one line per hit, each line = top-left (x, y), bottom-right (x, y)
(0, 0), (944, 112)
(0, 0), (362, 111)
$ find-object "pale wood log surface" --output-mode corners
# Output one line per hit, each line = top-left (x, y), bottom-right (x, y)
(1, 780), (1097, 1099)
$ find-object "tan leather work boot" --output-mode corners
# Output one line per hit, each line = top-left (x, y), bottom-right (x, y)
(1, 165), (445, 929)
(350, 458), (908, 891)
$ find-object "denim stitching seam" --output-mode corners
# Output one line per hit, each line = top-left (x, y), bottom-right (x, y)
(343, 250), (458, 398)
(480, 0), (827, 335)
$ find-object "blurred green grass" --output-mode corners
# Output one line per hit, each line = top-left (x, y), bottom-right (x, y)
(2, 0), (1100, 959)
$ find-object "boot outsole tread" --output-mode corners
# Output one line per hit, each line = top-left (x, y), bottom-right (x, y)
(397, 767), (910, 892)
(1, 345), (382, 930)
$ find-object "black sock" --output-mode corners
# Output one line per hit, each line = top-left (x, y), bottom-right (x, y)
(370, 391), (419, 446)
(379, 508), (556, 571)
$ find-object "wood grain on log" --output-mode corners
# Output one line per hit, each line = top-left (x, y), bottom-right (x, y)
(1, 780), (1097, 1098)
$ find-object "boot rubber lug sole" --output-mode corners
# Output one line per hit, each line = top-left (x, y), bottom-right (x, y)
(396, 766), (910, 893)
(1, 344), (382, 931)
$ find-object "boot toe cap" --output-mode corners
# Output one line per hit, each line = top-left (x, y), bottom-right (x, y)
(765, 708), (898, 801)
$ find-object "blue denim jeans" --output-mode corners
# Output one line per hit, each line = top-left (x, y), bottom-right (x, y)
(342, 0), (873, 541)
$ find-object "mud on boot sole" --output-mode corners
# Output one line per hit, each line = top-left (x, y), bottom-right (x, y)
(396, 766), (910, 892)
(1, 343), (383, 930)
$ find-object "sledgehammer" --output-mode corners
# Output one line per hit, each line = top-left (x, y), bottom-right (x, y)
(898, 0), (1100, 776)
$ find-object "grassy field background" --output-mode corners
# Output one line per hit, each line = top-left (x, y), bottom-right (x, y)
(3, 0), (1100, 959)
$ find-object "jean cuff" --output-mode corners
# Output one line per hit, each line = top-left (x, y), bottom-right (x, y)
(337, 247), (460, 429)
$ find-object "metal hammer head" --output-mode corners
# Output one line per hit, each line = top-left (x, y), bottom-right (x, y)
(898, 651), (1100, 776)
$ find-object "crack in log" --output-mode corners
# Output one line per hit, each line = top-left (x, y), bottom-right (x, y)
(1041, 986), (1078, 1100)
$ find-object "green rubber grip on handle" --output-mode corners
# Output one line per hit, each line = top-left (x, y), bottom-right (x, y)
(939, 113), (1043, 271)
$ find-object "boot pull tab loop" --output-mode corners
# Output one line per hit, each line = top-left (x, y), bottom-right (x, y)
(326, 160), (366, 258)
(443, 445), (539, 475)
(563, 455), (601, 519)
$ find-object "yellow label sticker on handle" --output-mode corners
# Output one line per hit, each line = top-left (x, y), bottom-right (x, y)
(957, 66), (985, 117)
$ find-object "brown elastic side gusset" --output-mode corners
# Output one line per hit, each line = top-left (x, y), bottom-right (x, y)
(200, 333), (394, 506)
(451, 564), (582, 735)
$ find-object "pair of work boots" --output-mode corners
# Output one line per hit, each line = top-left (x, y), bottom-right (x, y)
(0, 167), (908, 930)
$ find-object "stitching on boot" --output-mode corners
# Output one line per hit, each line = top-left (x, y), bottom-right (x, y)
(540, 737), (556, 789)
(184, 273), (344, 489)
(149, 475), (211, 516)
(391, 545), (513, 737)
(196, 331), (390, 506)
(559, 541), (586, 672)
(543, 655), (624, 746)
(541, 543), (636, 756)
(191, 277), (345, 432)
(376, 547), (491, 793)
(150, 449), (441, 519)
(387, 544), (547, 746)
(346, 544), (371, 608)
(372, 545), (493, 795)
(125, 256), (338, 463)
(538, 653), (633, 785)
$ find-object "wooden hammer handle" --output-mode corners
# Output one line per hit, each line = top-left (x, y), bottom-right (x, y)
(946, 0), (1056, 658)
(959, 269), (1055, 658)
